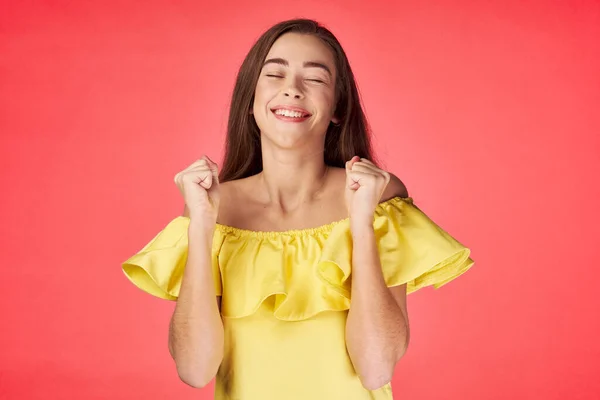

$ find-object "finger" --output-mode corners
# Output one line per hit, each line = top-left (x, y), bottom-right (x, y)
(348, 169), (388, 192)
(353, 160), (385, 175)
(187, 165), (214, 174)
(346, 175), (360, 190)
(346, 169), (372, 190)
(353, 161), (390, 183)
(359, 158), (376, 166)
(181, 168), (213, 189)
(345, 156), (360, 171)
(178, 159), (208, 177)
(350, 165), (379, 176)
(189, 164), (212, 170)
(203, 156), (220, 184)
(176, 164), (208, 183)
(351, 161), (380, 174)
(346, 156), (365, 190)
(194, 171), (213, 190)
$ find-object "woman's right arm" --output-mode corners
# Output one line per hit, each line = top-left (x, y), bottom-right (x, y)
(169, 156), (224, 388)
(168, 216), (224, 388)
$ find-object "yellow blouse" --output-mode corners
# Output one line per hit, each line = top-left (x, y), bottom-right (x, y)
(122, 197), (474, 400)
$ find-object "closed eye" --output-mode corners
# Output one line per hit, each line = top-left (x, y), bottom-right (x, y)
(306, 78), (325, 83)
(266, 74), (283, 78)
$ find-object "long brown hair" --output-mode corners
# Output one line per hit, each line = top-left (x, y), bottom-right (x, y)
(219, 19), (377, 182)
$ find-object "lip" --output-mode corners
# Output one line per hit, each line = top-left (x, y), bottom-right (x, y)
(270, 105), (312, 117)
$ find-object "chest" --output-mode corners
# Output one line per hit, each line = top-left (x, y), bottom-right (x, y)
(223, 198), (347, 233)
(214, 222), (351, 321)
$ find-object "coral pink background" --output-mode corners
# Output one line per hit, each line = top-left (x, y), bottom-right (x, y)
(1, 1), (599, 399)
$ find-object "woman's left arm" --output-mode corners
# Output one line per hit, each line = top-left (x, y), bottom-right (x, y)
(345, 171), (411, 390)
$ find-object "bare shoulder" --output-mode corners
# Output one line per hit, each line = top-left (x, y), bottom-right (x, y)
(329, 166), (408, 203)
(216, 176), (259, 226)
(180, 177), (252, 222)
(381, 172), (409, 202)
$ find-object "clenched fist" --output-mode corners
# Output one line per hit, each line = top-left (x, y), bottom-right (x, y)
(345, 156), (390, 227)
(174, 155), (220, 227)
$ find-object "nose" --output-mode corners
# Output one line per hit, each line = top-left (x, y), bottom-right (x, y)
(284, 90), (302, 99)
(283, 78), (304, 99)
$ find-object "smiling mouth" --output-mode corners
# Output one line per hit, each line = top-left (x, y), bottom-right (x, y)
(271, 108), (311, 119)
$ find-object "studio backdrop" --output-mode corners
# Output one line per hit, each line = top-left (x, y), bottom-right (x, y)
(1, 1), (598, 399)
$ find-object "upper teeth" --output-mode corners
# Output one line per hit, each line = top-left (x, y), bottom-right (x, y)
(275, 109), (305, 118)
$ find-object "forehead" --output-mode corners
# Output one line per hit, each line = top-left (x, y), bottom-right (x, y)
(265, 33), (335, 69)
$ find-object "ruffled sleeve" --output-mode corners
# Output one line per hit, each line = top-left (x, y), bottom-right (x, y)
(318, 197), (474, 295)
(121, 216), (225, 300)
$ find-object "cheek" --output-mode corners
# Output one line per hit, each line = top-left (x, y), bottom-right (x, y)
(314, 90), (336, 117)
(254, 82), (278, 112)
(252, 81), (273, 129)
(252, 84), (266, 114)
(255, 78), (275, 97)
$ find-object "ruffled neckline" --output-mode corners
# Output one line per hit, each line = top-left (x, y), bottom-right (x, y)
(122, 193), (474, 320)
(214, 196), (413, 238)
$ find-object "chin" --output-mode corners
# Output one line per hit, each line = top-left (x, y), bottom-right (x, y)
(257, 120), (328, 150)
(261, 132), (305, 150)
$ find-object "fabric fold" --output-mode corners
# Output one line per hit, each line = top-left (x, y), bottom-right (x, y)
(317, 197), (474, 296)
(122, 197), (474, 320)
(122, 216), (225, 300)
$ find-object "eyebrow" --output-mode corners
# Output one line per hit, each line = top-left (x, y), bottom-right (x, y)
(263, 57), (332, 76)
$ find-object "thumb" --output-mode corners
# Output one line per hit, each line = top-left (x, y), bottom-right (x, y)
(204, 155), (220, 185)
(345, 156), (360, 171)
(345, 156), (360, 190)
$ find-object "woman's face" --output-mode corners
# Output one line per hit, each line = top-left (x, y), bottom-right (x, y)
(252, 33), (337, 150)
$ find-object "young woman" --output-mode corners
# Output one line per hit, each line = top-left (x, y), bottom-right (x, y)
(122, 19), (474, 400)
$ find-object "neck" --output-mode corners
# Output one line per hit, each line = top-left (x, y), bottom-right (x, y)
(257, 146), (329, 212)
